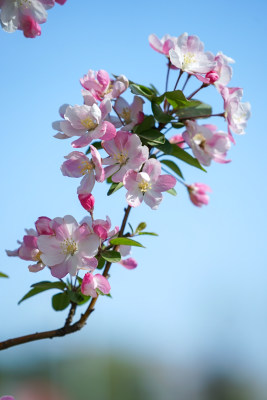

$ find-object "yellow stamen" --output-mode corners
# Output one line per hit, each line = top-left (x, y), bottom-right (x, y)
(60, 238), (78, 256)
(113, 151), (128, 165)
(193, 133), (206, 149)
(81, 117), (98, 130)
(138, 179), (151, 193)
(79, 160), (94, 175)
(182, 52), (196, 69)
(121, 108), (132, 124)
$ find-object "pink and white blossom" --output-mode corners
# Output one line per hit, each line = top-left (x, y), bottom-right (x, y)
(197, 52), (234, 85)
(81, 272), (111, 298)
(123, 158), (176, 210)
(80, 69), (128, 101)
(220, 86), (251, 141)
(183, 120), (231, 166)
(148, 33), (177, 56)
(0, 396), (15, 400)
(61, 145), (104, 194)
(80, 215), (119, 241)
(187, 183), (211, 207)
(114, 96), (144, 131)
(169, 33), (216, 76)
(53, 99), (116, 148)
(102, 131), (149, 182)
(38, 215), (99, 278)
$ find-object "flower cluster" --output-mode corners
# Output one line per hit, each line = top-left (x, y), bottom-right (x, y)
(0, 0), (67, 38)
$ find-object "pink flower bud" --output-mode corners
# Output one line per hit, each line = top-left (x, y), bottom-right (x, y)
(187, 183), (211, 207)
(205, 70), (219, 83)
(21, 16), (41, 38)
(78, 193), (95, 212)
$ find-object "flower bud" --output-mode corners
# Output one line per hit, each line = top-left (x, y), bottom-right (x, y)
(205, 70), (219, 84)
(78, 193), (95, 212)
(187, 183), (211, 207)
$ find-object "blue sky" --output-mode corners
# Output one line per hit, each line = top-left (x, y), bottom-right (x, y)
(1, 0), (267, 387)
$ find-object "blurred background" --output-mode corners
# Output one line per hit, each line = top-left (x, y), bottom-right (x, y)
(1, 0), (267, 399)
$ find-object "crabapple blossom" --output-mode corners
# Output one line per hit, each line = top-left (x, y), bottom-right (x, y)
(169, 32), (216, 75)
(220, 86), (251, 141)
(197, 52), (234, 85)
(0, 397), (15, 400)
(102, 131), (149, 182)
(38, 215), (99, 278)
(35, 216), (53, 235)
(123, 159), (176, 210)
(169, 134), (185, 148)
(114, 96), (144, 131)
(187, 183), (211, 207)
(148, 33), (177, 56)
(80, 216), (119, 241)
(53, 99), (116, 148)
(61, 145), (104, 194)
(81, 272), (111, 298)
(80, 69), (129, 101)
(78, 193), (95, 212)
(183, 120), (231, 166)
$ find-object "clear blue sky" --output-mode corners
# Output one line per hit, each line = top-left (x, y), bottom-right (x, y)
(1, 0), (267, 388)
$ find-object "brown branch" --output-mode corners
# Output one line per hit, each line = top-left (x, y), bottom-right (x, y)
(0, 205), (132, 351)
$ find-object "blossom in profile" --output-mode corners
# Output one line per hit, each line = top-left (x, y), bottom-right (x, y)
(78, 193), (95, 212)
(183, 120), (231, 166)
(38, 215), (99, 278)
(187, 183), (211, 207)
(118, 245), (138, 270)
(148, 33), (177, 56)
(81, 272), (111, 298)
(102, 131), (149, 182)
(114, 96), (144, 131)
(61, 145), (104, 194)
(53, 99), (116, 148)
(123, 159), (176, 210)
(0, 0), (66, 37)
(169, 32), (216, 75)
(80, 69), (128, 101)
(220, 86), (251, 141)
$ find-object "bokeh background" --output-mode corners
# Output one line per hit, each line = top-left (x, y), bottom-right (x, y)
(1, 0), (267, 399)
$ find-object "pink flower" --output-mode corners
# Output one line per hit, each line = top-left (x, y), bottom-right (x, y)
(169, 134), (185, 148)
(81, 272), (110, 298)
(114, 96), (144, 131)
(123, 158), (176, 210)
(61, 145), (104, 194)
(187, 183), (211, 207)
(220, 86), (251, 141)
(35, 216), (53, 235)
(37, 215), (99, 278)
(169, 33), (216, 75)
(78, 193), (95, 212)
(183, 120), (231, 166)
(80, 69), (128, 101)
(148, 33), (177, 56)
(102, 131), (149, 182)
(92, 216), (119, 241)
(53, 99), (116, 148)
(0, 396), (15, 400)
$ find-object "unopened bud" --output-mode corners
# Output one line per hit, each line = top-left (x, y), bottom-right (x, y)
(78, 193), (95, 212)
(205, 70), (219, 84)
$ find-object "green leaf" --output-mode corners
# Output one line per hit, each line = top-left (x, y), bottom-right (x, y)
(135, 222), (147, 233)
(171, 122), (184, 129)
(107, 182), (123, 196)
(136, 129), (165, 145)
(85, 141), (102, 154)
(155, 138), (172, 154)
(171, 144), (206, 172)
(166, 188), (177, 196)
(149, 83), (160, 95)
(153, 94), (165, 104)
(110, 237), (145, 248)
(130, 83), (154, 100)
(175, 103), (212, 119)
(165, 90), (200, 109)
(31, 281), (66, 290)
(52, 292), (70, 311)
(160, 159), (184, 179)
(101, 250), (121, 263)
(0, 272), (8, 278)
(96, 288), (105, 296)
(19, 281), (66, 304)
(151, 102), (173, 123)
(138, 232), (159, 236)
(134, 115), (155, 134)
(97, 256), (106, 270)
(66, 290), (89, 305)
(128, 223), (134, 234)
